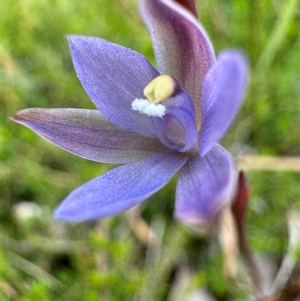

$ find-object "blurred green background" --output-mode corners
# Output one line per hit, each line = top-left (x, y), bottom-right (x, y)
(2, 0), (299, 300)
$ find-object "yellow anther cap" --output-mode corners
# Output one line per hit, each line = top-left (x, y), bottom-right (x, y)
(143, 75), (178, 103)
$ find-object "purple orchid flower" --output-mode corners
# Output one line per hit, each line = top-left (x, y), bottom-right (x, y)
(11, 0), (248, 226)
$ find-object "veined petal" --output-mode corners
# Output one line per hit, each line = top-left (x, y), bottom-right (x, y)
(68, 35), (160, 137)
(200, 50), (248, 156)
(54, 150), (189, 222)
(140, 0), (215, 123)
(175, 145), (237, 226)
(12, 108), (166, 164)
(152, 89), (198, 152)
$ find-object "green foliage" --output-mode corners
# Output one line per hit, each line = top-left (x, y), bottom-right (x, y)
(2, 0), (299, 300)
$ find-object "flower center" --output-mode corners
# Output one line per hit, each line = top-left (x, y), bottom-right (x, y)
(131, 75), (178, 118)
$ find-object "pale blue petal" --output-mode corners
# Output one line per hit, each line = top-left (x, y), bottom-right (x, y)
(200, 50), (248, 155)
(12, 108), (166, 164)
(175, 145), (237, 226)
(54, 150), (189, 222)
(68, 35), (159, 137)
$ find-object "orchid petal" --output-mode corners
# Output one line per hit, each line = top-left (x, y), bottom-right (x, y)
(199, 50), (248, 156)
(68, 35), (160, 137)
(152, 89), (198, 152)
(140, 0), (215, 122)
(175, 145), (236, 226)
(54, 151), (189, 221)
(12, 108), (166, 164)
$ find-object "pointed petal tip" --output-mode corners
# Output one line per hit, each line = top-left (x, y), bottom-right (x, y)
(10, 108), (37, 124)
(66, 35), (86, 50)
(52, 198), (101, 223)
(10, 109), (25, 122)
(66, 34), (84, 44)
(10, 114), (20, 123)
(52, 207), (69, 222)
(52, 206), (84, 223)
